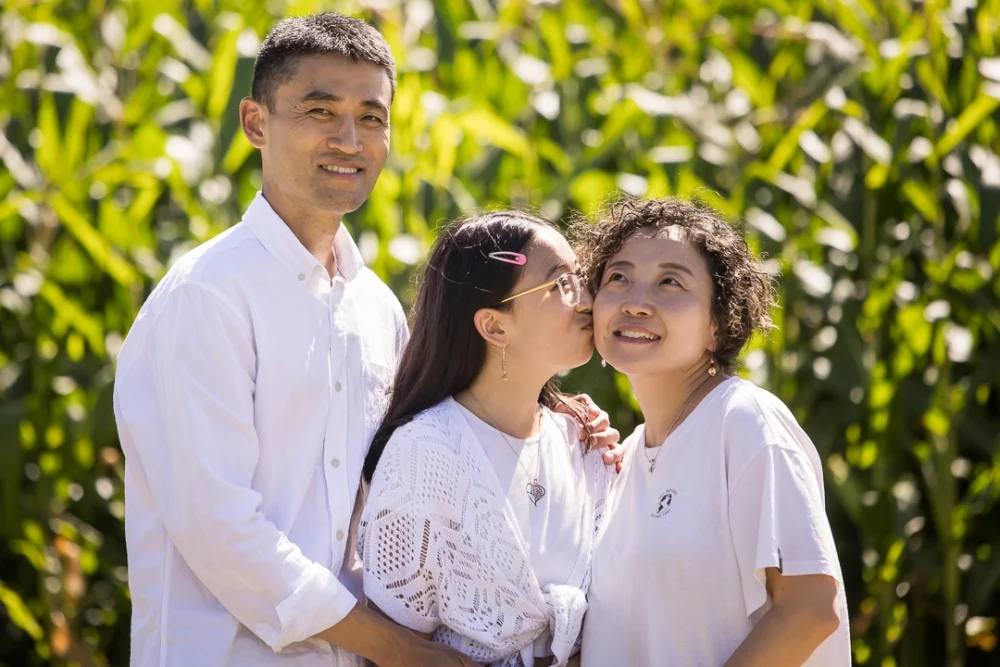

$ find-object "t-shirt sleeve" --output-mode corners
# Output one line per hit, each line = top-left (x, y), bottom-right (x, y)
(728, 443), (842, 620)
(358, 426), (442, 634)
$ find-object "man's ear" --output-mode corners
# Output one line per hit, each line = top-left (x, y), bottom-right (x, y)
(240, 97), (267, 149)
(472, 307), (508, 350)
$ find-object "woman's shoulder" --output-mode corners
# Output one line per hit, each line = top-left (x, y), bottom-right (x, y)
(369, 400), (469, 504)
(401, 399), (458, 432)
(384, 399), (464, 459)
(542, 408), (608, 466)
(542, 408), (583, 446)
(716, 378), (821, 476)
(717, 378), (797, 435)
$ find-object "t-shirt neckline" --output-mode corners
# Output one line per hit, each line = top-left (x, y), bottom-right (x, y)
(644, 376), (741, 450)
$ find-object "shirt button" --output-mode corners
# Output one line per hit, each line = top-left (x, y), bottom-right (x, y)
(297, 273), (305, 281)
(335, 381), (342, 392)
(330, 457), (340, 468)
(336, 530), (345, 541)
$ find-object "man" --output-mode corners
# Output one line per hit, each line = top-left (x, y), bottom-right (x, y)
(114, 12), (617, 667)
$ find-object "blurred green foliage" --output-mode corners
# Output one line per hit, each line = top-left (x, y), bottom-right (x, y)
(2, 0), (1000, 665)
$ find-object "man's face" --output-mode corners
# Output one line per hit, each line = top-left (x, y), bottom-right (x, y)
(243, 53), (392, 219)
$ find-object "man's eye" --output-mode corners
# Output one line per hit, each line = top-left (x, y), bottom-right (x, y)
(311, 108), (332, 115)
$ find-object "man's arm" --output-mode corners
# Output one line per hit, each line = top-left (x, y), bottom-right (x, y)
(315, 604), (476, 666)
(115, 283), (472, 666)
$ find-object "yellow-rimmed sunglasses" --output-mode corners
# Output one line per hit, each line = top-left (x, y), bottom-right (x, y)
(501, 272), (586, 307)
(489, 251), (586, 307)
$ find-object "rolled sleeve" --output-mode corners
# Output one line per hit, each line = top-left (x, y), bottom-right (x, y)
(272, 562), (357, 650)
(115, 282), (355, 649)
(728, 445), (841, 620)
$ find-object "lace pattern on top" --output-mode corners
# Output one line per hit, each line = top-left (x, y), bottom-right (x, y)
(358, 399), (613, 667)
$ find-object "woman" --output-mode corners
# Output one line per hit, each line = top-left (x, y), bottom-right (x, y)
(358, 211), (616, 667)
(576, 198), (850, 666)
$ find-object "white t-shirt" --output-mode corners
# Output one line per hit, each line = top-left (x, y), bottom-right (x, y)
(456, 404), (595, 658)
(582, 377), (851, 667)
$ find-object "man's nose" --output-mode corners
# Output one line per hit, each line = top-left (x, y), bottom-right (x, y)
(327, 118), (362, 154)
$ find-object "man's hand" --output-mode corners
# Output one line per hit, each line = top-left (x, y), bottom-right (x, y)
(315, 604), (478, 667)
(393, 638), (480, 667)
(555, 394), (624, 473)
(362, 602), (478, 666)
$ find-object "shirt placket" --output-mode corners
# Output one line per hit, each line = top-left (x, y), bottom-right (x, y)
(322, 276), (352, 571)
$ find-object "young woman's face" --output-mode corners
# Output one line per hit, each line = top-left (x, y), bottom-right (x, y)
(503, 226), (595, 375)
(592, 227), (717, 377)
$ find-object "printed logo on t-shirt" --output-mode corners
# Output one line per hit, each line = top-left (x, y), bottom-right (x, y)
(651, 489), (678, 518)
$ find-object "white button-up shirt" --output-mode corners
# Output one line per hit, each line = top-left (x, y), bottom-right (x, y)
(114, 193), (407, 667)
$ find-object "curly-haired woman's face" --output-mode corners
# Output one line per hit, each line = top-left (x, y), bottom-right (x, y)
(592, 228), (717, 377)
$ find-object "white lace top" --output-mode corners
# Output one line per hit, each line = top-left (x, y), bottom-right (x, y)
(358, 398), (614, 667)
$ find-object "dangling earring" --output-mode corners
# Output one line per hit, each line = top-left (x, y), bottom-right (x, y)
(501, 344), (508, 381)
(708, 358), (717, 377)
(600, 358), (607, 368)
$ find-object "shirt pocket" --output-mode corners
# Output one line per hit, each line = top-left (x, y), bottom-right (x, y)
(362, 360), (395, 439)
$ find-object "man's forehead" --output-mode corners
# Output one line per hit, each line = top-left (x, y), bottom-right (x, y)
(280, 54), (392, 100)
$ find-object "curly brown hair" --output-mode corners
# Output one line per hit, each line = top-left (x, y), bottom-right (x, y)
(572, 196), (775, 374)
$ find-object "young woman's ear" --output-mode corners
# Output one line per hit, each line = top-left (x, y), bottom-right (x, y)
(472, 308), (508, 349)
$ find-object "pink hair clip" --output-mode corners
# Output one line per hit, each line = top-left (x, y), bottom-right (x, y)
(488, 251), (527, 266)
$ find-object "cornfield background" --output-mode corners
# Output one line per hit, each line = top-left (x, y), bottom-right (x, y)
(2, 0), (999, 665)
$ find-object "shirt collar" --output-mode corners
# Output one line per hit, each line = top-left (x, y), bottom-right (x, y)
(243, 191), (365, 282)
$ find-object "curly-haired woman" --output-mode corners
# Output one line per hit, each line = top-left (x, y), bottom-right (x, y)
(574, 198), (850, 667)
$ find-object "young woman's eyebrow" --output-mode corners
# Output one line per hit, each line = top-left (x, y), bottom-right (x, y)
(543, 262), (570, 281)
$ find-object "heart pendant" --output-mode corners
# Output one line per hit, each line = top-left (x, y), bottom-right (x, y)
(526, 479), (546, 506)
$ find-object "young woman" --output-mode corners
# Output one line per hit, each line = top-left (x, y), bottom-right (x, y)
(358, 211), (617, 667)
(576, 198), (851, 667)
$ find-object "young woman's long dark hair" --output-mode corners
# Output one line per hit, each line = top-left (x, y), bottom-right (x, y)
(363, 210), (586, 483)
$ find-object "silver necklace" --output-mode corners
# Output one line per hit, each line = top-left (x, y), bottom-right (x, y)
(643, 376), (713, 473)
(467, 391), (547, 506)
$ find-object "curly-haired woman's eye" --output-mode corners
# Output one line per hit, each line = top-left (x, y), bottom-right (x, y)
(606, 272), (626, 283)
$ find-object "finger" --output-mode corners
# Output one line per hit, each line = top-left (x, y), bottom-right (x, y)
(575, 393), (599, 416)
(551, 401), (571, 415)
(603, 443), (625, 463)
(586, 413), (610, 433)
(590, 429), (621, 451)
(599, 427), (621, 445)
